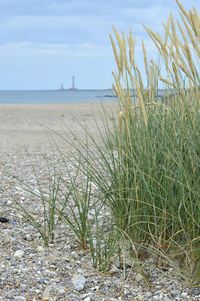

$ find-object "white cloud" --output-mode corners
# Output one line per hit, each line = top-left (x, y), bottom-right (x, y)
(0, 0), (199, 89)
(0, 41), (111, 59)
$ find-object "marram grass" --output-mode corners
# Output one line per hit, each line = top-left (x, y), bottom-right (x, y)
(108, 0), (200, 281)
(68, 0), (200, 281)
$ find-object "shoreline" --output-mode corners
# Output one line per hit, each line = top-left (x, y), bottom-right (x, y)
(0, 100), (116, 106)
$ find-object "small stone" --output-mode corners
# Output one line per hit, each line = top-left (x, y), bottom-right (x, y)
(72, 274), (86, 291)
(172, 289), (181, 297)
(83, 298), (91, 301)
(134, 295), (144, 301)
(24, 234), (33, 241)
(37, 246), (45, 253)
(14, 297), (26, 301)
(42, 286), (51, 300)
(38, 278), (48, 284)
(90, 286), (99, 291)
(191, 287), (200, 295)
(163, 296), (172, 301)
(6, 290), (16, 298)
(152, 296), (160, 301)
(54, 277), (61, 283)
(77, 268), (84, 274)
(135, 273), (143, 283)
(56, 286), (66, 294)
(181, 292), (188, 298)
(81, 293), (93, 299)
(14, 250), (24, 259)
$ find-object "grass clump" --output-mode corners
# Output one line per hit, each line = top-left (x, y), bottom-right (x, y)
(11, 153), (72, 246)
(66, 0), (200, 282)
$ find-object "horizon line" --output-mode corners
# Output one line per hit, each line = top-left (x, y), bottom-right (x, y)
(0, 88), (114, 92)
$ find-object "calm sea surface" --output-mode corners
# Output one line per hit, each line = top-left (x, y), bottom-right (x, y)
(0, 90), (117, 104)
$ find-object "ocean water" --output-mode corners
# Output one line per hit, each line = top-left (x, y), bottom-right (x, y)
(0, 89), (117, 104)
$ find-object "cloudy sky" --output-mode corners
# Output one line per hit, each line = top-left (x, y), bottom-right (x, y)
(0, 0), (199, 90)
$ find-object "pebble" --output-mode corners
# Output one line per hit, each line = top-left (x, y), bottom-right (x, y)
(24, 234), (32, 241)
(37, 246), (45, 253)
(134, 295), (144, 301)
(81, 293), (93, 299)
(54, 285), (66, 294)
(191, 287), (200, 295)
(163, 297), (172, 301)
(14, 297), (26, 301)
(152, 296), (160, 301)
(14, 250), (24, 258)
(181, 292), (188, 298)
(72, 274), (86, 291)
(42, 285), (51, 300)
(135, 273), (143, 283)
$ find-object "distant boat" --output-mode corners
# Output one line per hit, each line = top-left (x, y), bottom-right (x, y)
(103, 94), (116, 98)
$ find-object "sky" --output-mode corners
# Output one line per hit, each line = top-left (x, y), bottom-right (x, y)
(0, 0), (199, 90)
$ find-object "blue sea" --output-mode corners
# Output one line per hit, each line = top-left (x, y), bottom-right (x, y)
(0, 89), (117, 104)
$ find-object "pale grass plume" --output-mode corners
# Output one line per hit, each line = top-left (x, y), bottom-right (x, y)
(180, 13), (198, 50)
(128, 30), (135, 66)
(175, 0), (191, 24)
(110, 34), (120, 71)
(159, 77), (176, 87)
(189, 9), (200, 40)
(112, 27), (125, 75)
(142, 40), (149, 80)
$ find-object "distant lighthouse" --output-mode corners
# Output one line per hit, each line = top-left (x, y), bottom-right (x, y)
(68, 75), (77, 90)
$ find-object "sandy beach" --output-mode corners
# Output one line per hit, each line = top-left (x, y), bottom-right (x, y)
(0, 102), (117, 155)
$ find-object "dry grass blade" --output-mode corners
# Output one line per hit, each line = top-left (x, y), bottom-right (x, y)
(135, 78), (148, 127)
(163, 14), (172, 47)
(118, 111), (123, 136)
(142, 40), (149, 80)
(160, 77), (176, 87)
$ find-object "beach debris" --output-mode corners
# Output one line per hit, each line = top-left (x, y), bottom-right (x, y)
(0, 216), (9, 223)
